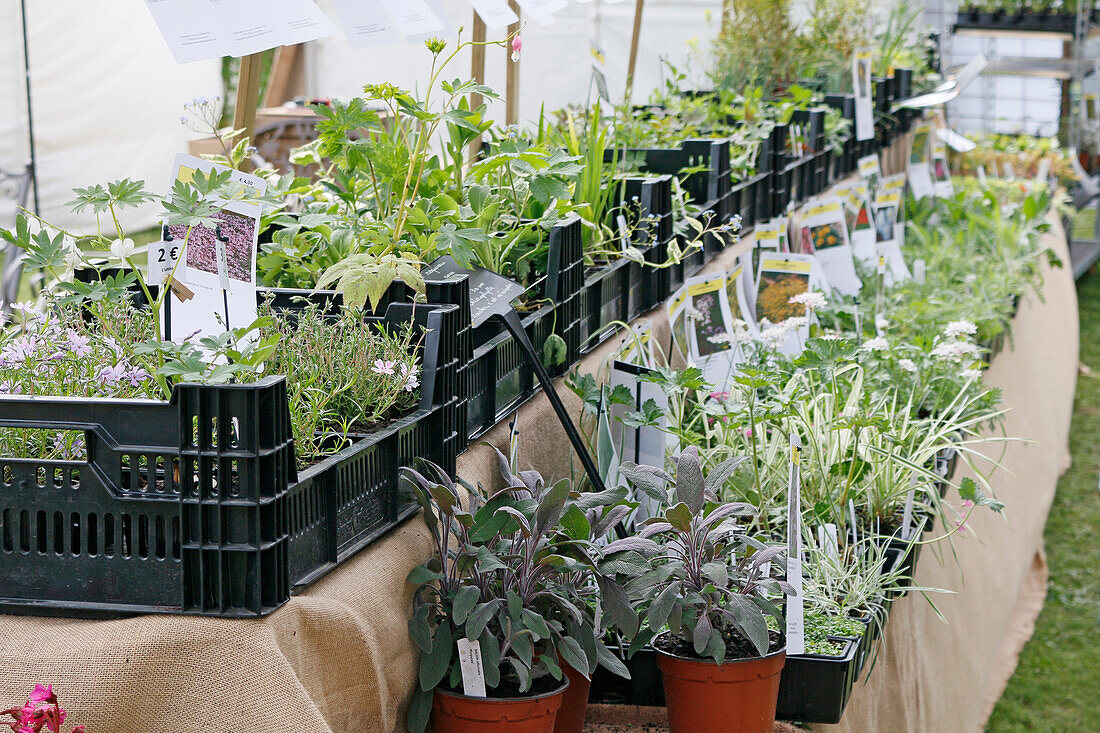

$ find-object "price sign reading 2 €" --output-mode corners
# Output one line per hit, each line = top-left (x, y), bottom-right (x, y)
(148, 233), (185, 285)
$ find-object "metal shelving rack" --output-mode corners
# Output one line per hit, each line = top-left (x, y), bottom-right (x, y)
(953, 3), (1100, 277)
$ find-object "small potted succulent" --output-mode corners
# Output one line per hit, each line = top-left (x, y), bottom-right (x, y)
(403, 450), (636, 733)
(615, 449), (794, 733)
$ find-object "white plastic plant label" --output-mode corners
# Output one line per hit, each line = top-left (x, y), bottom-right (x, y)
(914, 259), (926, 285)
(852, 48), (874, 141)
(786, 433), (805, 656)
(457, 638), (487, 698)
(902, 473), (917, 541)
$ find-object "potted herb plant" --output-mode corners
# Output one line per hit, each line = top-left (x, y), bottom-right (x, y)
(616, 449), (793, 733)
(402, 450), (636, 733)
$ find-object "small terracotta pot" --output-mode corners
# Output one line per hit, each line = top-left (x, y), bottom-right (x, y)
(431, 679), (569, 733)
(655, 641), (786, 733)
(553, 662), (591, 733)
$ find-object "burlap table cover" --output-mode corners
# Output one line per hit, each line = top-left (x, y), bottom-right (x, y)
(0, 178), (1075, 732)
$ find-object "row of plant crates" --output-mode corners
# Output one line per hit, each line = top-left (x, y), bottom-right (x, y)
(0, 88), (913, 618)
(955, 9), (1100, 34)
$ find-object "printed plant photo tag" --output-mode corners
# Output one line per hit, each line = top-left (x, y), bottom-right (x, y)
(852, 47), (875, 141)
(857, 153), (882, 198)
(846, 183), (877, 265)
(797, 199), (861, 296)
(163, 155), (265, 345)
(755, 252), (818, 357)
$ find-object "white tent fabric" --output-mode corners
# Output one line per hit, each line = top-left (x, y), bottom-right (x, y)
(306, 0), (722, 128)
(0, 0), (726, 235)
(0, 0), (222, 233)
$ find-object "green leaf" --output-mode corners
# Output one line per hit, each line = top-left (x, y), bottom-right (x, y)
(406, 565), (443, 586)
(664, 502), (693, 533)
(647, 580), (680, 631)
(452, 585), (480, 625)
(558, 635), (590, 677)
(542, 333), (568, 366)
(408, 605), (433, 654)
(560, 504), (591, 541)
(673, 449), (706, 512)
(465, 600), (500, 641)
(693, 611), (713, 656)
(596, 641), (631, 679)
(726, 594), (769, 657)
(419, 619), (452, 691)
(407, 687), (433, 733)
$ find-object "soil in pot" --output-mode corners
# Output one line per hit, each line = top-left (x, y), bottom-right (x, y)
(432, 677), (569, 733)
(655, 629), (785, 733)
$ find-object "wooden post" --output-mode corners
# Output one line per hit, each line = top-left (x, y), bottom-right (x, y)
(506, 1), (520, 126)
(625, 0), (645, 99)
(470, 13), (488, 157)
(233, 52), (265, 169)
(263, 44), (304, 108)
(721, 0), (733, 34)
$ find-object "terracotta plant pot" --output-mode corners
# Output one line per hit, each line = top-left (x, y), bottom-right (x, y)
(655, 643), (786, 733)
(432, 680), (569, 733)
(553, 662), (591, 733)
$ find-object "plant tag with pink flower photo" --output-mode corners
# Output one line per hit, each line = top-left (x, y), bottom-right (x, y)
(163, 154), (264, 343)
(456, 637), (487, 698)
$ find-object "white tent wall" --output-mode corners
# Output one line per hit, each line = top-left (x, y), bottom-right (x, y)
(306, 0), (724, 129)
(1, 1), (221, 234)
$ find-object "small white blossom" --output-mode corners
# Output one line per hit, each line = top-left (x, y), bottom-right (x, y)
(944, 320), (977, 339)
(788, 291), (827, 310)
(110, 237), (136, 261)
(898, 358), (918, 373)
(862, 337), (889, 352)
(931, 340), (981, 361)
(875, 316), (889, 331)
(962, 367), (983, 379)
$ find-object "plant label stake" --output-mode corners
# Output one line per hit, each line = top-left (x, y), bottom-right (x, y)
(914, 258), (926, 285)
(902, 473), (917, 541)
(421, 255), (607, 493)
(456, 638), (487, 698)
(821, 523), (840, 560)
(848, 499), (859, 547)
(214, 224), (232, 328)
(786, 432), (805, 656)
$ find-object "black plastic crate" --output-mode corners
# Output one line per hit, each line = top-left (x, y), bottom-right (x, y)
(614, 138), (733, 222)
(776, 637), (861, 724)
(578, 177), (672, 353)
(0, 301), (464, 617)
(589, 646), (665, 706)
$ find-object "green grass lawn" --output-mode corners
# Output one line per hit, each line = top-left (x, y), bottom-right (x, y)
(986, 269), (1100, 731)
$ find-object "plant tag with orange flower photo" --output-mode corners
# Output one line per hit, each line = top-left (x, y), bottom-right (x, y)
(797, 198), (861, 296)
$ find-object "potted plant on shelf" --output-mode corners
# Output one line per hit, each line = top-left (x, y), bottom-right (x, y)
(402, 450), (636, 733)
(615, 448), (793, 733)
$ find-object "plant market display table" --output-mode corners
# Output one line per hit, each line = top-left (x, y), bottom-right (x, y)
(0, 208), (1076, 731)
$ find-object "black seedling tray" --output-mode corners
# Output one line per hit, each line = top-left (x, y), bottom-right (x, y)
(0, 301), (465, 617)
(776, 637), (861, 724)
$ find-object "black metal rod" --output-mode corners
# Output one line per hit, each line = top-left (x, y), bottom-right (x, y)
(20, 0), (39, 215)
(496, 309), (607, 494)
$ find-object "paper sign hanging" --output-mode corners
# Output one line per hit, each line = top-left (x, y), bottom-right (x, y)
(852, 48), (875, 141)
(514, 0), (567, 24)
(381, 0), (446, 37)
(467, 0), (519, 29)
(145, 0), (336, 64)
(329, 0), (403, 47)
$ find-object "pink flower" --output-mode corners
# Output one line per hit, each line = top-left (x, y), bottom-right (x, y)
(28, 685), (52, 704)
(708, 391), (730, 401)
(511, 35), (522, 62)
(371, 359), (396, 376)
(66, 330), (91, 357)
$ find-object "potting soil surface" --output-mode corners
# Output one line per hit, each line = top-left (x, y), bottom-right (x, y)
(582, 704), (800, 732)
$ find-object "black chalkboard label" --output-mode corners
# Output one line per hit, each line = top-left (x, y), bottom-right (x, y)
(422, 255), (525, 328)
